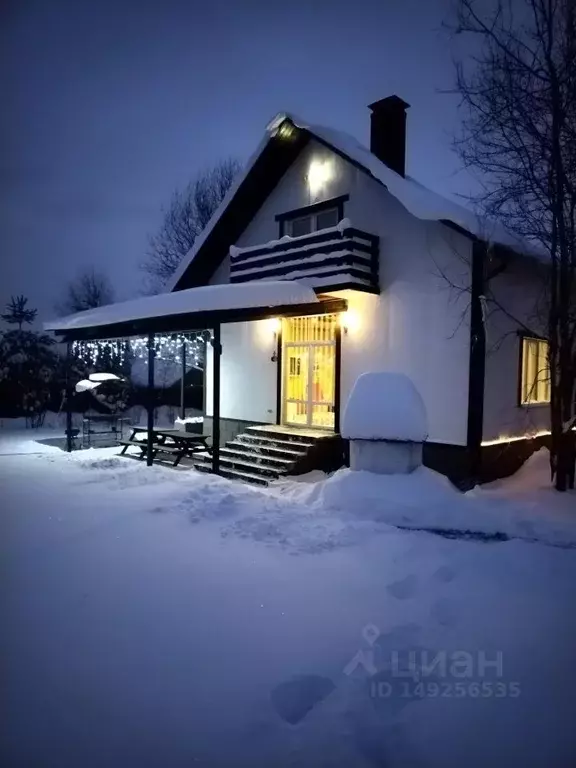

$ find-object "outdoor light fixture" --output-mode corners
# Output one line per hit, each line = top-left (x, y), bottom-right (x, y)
(307, 158), (333, 197)
(276, 120), (298, 141)
(268, 317), (281, 362)
(340, 310), (358, 335)
(268, 317), (281, 337)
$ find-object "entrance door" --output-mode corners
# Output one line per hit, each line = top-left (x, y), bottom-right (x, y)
(282, 315), (337, 430)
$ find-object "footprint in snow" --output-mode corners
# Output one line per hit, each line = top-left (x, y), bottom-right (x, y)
(433, 564), (456, 583)
(270, 674), (335, 724)
(430, 598), (459, 627)
(386, 575), (418, 600)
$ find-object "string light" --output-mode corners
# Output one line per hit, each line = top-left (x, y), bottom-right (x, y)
(72, 332), (209, 368)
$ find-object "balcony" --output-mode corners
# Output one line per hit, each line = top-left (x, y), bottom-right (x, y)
(229, 224), (379, 293)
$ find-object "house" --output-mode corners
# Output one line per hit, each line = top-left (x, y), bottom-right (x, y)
(167, 95), (551, 483)
(46, 95), (552, 485)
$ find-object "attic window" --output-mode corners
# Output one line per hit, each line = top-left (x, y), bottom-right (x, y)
(287, 208), (339, 237)
(276, 195), (348, 237)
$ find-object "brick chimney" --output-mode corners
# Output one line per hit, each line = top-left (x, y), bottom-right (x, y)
(368, 95), (410, 177)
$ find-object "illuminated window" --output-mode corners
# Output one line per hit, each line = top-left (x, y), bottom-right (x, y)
(520, 337), (551, 404)
(285, 207), (338, 237)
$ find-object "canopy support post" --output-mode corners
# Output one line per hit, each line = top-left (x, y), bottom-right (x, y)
(147, 333), (155, 467)
(334, 323), (342, 434)
(180, 337), (186, 421)
(211, 324), (221, 475)
(65, 341), (73, 453)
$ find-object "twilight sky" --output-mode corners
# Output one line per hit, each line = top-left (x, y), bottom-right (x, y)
(0, 0), (473, 325)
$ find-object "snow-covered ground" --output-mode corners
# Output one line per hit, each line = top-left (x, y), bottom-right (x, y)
(1, 424), (575, 767)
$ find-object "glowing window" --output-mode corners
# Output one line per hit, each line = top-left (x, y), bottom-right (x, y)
(521, 337), (551, 404)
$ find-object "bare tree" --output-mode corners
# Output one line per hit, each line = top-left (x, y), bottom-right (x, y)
(450, 0), (576, 490)
(57, 267), (115, 315)
(142, 158), (242, 292)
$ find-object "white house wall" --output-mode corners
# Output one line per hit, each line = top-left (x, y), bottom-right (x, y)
(332, 169), (472, 447)
(482, 258), (550, 442)
(205, 320), (277, 423)
(204, 140), (473, 445)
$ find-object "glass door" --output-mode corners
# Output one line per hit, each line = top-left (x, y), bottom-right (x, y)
(310, 344), (335, 428)
(282, 315), (337, 430)
(284, 346), (310, 426)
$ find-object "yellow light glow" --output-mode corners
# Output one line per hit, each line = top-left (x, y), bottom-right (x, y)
(268, 317), (281, 335)
(276, 121), (297, 141)
(307, 158), (333, 196)
(340, 309), (359, 334)
(481, 430), (551, 447)
(481, 427), (575, 447)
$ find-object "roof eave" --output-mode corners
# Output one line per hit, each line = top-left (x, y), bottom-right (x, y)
(50, 296), (348, 343)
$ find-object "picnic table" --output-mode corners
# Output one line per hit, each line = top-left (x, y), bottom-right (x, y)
(118, 425), (211, 467)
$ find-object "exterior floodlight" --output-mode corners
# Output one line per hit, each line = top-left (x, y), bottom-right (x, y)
(307, 158), (333, 196)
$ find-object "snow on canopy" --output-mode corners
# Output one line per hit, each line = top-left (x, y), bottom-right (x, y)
(342, 372), (429, 442)
(168, 110), (544, 290)
(44, 281), (318, 333)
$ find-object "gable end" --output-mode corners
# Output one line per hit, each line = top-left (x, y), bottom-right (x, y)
(173, 128), (310, 291)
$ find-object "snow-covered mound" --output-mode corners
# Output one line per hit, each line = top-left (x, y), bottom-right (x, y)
(480, 447), (553, 495)
(273, 460), (576, 547)
(342, 371), (428, 441)
(318, 465), (458, 511)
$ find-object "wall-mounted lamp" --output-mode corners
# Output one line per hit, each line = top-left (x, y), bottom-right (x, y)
(307, 158), (334, 197)
(340, 310), (358, 335)
(276, 120), (298, 142)
(268, 317), (281, 361)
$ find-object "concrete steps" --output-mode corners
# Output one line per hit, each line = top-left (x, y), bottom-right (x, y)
(193, 425), (339, 486)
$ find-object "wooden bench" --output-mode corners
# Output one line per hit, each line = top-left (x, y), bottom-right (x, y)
(118, 438), (149, 459)
(119, 425), (149, 454)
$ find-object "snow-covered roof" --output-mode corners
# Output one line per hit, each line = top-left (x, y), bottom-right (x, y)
(289, 115), (541, 258)
(168, 111), (543, 290)
(45, 280), (318, 333)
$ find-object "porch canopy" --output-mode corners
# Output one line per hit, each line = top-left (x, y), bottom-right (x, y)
(45, 280), (347, 471)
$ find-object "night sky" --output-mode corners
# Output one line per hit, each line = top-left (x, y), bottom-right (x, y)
(1, 0), (473, 325)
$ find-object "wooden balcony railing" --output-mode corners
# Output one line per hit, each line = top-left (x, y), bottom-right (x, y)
(229, 225), (379, 293)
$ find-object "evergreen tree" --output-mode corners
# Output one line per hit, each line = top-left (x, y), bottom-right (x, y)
(0, 297), (57, 424)
(1, 295), (37, 331)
